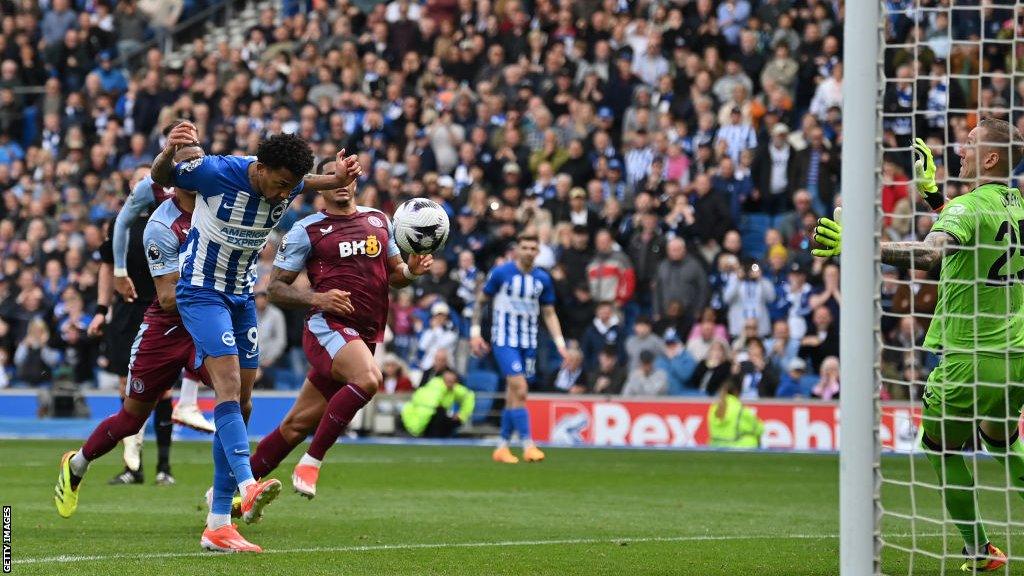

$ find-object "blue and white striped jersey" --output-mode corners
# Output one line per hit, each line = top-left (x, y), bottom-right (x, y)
(483, 261), (556, 349)
(171, 155), (303, 294)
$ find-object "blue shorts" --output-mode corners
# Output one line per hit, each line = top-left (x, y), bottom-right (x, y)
(176, 283), (260, 370)
(493, 346), (537, 384)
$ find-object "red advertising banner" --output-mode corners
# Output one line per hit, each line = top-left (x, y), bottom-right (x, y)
(526, 396), (923, 452)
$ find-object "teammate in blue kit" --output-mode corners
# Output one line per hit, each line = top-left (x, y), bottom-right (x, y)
(470, 233), (568, 464)
(151, 121), (362, 552)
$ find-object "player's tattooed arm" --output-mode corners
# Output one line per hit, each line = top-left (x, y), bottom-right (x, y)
(303, 149), (363, 190)
(267, 267), (354, 316)
(267, 267), (313, 307)
(880, 231), (959, 271)
(151, 147), (176, 187)
(152, 122), (200, 187)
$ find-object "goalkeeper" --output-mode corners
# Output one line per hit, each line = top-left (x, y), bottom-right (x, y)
(814, 118), (1024, 573)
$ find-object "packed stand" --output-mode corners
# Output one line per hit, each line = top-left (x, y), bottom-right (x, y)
(0, 0), (1000, 401)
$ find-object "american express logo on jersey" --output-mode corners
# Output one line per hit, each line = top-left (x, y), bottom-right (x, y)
(220, 226), (271, 248)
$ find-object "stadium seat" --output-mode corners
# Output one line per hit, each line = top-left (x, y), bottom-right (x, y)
(21, 105), (38, 147)
(463, 370), (499, 425)
(740, 214), (771, 261)
(270, 368), (301, 391)
(798, 375), (820, 397)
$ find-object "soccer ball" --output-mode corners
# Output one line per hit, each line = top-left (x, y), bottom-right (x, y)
(392, 199), (450, 255)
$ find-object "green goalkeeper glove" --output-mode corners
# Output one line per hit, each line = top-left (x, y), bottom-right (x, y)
(913, 137), (944, 211)
(811, 207), (842, 258)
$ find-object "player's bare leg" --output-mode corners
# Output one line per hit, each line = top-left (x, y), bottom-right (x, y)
(250, 381), (326, 480)
(294, 340), (380, 498)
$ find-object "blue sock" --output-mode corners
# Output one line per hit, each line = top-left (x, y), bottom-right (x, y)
(513, 408), (531, 442)
(214, 401), (254, 486)
(500, 408), (514, 442)
(211, 433), (234, 515)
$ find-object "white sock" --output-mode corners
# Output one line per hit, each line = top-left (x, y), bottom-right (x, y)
(299, 453), (322, 469)
(239, 478), (257, 492)
(69, 451), (90, 476)
(497, 440), (509, 450)
(206, 513), (231, 530)
(179, 377), (200, 406)
(523, 439), (535, 450)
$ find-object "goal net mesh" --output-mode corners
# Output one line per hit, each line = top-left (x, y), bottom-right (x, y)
(877, 1), (1022, 574)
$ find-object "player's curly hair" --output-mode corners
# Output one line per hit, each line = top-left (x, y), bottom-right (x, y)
(256, 133), (315, 179)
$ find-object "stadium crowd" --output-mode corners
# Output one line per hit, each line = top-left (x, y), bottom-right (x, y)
(0, 0), (1019, 403)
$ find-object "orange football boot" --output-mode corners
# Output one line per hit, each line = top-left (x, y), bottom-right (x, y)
(292, 464), (319, 499)
(241, 478), (282, 524)
(492, 446), (520, 464)
(201, 524), (262, 553)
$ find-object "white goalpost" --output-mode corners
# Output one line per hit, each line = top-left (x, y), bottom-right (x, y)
(845, 1), (1024, 574)
(840, 1), (881, 575)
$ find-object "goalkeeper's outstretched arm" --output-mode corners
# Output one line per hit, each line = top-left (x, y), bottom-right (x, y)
(879, 231), (958, 271)
(812, 212), (958, 271)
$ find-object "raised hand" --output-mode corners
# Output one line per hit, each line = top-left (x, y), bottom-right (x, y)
(166, 121), (199, 151)
(333, 148), (363, 186)
(913, 138), (943, 210)
(913, 138), (937, 194)
(811, 207), (843, 258)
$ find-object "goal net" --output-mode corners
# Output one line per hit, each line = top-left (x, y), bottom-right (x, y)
(863, 1), (1024, 574)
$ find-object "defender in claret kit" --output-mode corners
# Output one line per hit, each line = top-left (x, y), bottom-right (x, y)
(55, 138), (210, 517)
(250, 157), (434, 499)
(86, 125), (214, 487)
(108, 122), (215, 440)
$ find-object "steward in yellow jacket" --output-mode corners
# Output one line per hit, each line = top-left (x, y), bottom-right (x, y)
(707, 379), (765, 448)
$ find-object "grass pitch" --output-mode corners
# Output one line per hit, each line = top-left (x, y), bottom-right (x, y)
(0, 439), (1021, 575)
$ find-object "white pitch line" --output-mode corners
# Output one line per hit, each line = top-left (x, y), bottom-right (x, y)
(12, 532), (964, 565)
